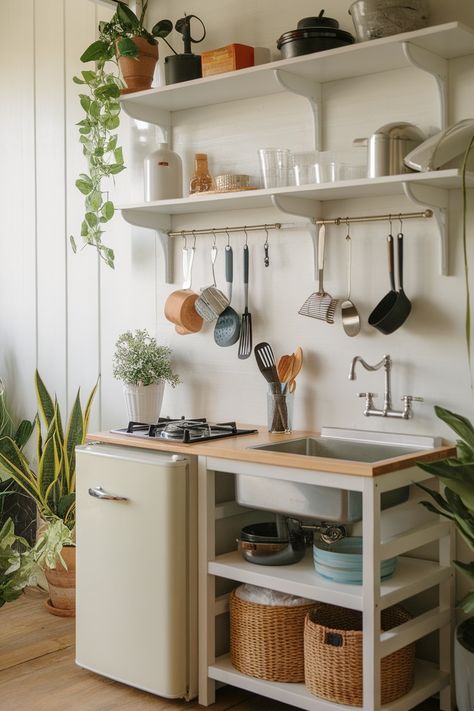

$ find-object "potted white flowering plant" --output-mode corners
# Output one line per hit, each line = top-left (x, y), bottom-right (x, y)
(113, 329), (180, 424)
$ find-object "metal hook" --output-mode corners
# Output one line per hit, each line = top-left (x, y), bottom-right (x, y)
(226, 228), (231, 249)
(388, 214), (393, 236)
(264, 225), (270, 267)
(182, 233), (187, 249)
(398, 213), (403, 234)
(191, 230), (197, 249)
(212, 230), (217, 247)
(243, 226), (248, 246)
(345, 218), (350, 238)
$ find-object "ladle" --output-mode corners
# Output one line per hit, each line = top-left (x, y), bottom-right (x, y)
(341, 226), (361, 337)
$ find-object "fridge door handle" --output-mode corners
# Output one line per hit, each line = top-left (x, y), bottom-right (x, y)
(88, 486), (129, 501)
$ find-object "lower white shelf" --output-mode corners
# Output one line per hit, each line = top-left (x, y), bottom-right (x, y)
(208, 550), (452, 611)
(208, 655), (449, 711)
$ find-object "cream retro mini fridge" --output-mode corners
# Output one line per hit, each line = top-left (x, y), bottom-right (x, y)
(75, 442), (197, 700)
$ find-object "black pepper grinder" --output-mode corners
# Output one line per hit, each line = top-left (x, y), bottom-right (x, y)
(164, 14), (206, 85)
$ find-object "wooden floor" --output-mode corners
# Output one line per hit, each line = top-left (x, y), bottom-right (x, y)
(0, 588), (439, 711)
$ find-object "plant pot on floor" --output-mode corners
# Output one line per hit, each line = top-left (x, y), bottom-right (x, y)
(123, 381), (165, 424)
(117, 36), (158, 94)
(455, 618), (474, 711)
(44, 545), (76, 618)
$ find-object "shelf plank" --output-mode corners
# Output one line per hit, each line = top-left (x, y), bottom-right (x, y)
(208, 551), (449, 611)
(208, 655), (449, 711)
(119, 170), (474, 221)
(121, 23), (474, 116)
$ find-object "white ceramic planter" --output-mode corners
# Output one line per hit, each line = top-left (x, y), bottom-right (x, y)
(455, 619), (474, 711)
(122, 381), (165, 424)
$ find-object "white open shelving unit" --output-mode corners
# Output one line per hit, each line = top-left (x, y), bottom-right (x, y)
(119, 21), (474, 282)
(197, 455), (454, 711)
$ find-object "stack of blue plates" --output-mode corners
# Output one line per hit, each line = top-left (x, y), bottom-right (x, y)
(313, 536), (398, 584)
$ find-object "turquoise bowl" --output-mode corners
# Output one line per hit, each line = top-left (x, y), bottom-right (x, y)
(313, 536), (398, 584)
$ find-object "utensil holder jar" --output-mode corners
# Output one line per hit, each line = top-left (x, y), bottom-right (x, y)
(267, 388), (293, 433)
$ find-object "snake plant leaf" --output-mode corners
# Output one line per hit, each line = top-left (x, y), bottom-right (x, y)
(446, 487), (471, 518)
(14, 420), (33, 449)
(37, 432), (60, 510)
(35, 371), (55, 427)
(83, 379), (99, 436)
(434, 405), (474, 453)
(57, 494), (75, 523)
(64, 391), (83, 489)
(0, 438), (38, 502)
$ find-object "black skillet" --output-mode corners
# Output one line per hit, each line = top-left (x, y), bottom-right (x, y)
(368, 232), (411, 334)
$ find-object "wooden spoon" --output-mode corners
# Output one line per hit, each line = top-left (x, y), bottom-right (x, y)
(287, 347), (304, 393)
(276, 354), (294, 385)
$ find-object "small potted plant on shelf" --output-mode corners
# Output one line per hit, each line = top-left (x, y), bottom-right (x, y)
(113, 329), (180, 424)
(0, 371), (98, 617)
(72, 1), (173, 268)
(417, 405), (474, 711)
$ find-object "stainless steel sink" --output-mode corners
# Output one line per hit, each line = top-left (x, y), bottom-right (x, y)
(237, 429), (439, 523)
(252, 436), (419, 463)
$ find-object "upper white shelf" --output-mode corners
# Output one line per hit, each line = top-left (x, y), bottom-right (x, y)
(119, 169), (474, 218)
(120, 22), (474, 120)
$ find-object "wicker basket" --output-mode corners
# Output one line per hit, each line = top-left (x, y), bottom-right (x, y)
(304, 603), (415, 706)
(230, 589), (315, 682)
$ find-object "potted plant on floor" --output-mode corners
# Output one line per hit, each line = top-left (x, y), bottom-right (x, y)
(72, 1), (173, 268)
(417, 405), (474, 711)
(113, 329), (180, 424)
(0, 371), (98, 617)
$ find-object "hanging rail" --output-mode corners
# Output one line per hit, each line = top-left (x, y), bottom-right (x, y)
(167, 210), (432, 238)
(314, 209), (433, 226)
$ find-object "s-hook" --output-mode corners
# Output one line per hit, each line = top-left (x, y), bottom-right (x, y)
(263, 225), (270, 267)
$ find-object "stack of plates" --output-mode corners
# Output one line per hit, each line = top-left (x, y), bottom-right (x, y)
(313, 536), (397, 584)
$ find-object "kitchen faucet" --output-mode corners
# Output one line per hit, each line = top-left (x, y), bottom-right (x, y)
(348, 354), (423, 419)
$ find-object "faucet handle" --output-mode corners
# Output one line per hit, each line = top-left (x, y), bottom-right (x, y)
(358, 392), (378, 398)
(401, 396), (424, 403)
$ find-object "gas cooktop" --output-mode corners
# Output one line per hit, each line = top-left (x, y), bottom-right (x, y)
(111, 417), (258, 444)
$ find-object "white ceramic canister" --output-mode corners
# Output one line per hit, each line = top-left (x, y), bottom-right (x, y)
(144, 143), (183, 200)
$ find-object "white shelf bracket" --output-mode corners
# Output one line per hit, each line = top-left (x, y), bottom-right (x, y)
(120, 209), (173, 283)
(274, 69), (322, 151)
(402, 182), (449, 275)
(271, 195), (321, 279)
(402, 42), (448, 131)
(120, 99), (171, 131)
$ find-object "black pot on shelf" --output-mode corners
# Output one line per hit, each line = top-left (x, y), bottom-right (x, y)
(277, 9), (355, 59)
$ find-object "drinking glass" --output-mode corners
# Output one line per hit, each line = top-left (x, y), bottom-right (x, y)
(267, 389), (293, 433)
(258, 148), (291, 188)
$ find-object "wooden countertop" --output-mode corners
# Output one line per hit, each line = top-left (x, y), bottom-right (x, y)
(86, 426), (455, 477)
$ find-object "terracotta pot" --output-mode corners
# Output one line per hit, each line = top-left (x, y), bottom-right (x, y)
(117, 36), (158, 94)
(164, 289), (203, 334)
(44, 545), (76, 617)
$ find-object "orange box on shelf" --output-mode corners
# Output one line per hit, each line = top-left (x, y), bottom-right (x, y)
(201, 43), (255, 77)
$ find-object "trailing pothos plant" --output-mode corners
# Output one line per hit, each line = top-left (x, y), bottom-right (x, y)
(71, 1), (172, 268)
(0, 371), (98, 532)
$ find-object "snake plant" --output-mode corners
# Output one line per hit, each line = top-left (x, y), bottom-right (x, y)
(0, 371), (98, 530)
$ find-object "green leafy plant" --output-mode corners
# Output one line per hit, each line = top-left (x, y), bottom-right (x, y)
(0, 378), (34, 482)
(0, 518), (36, 607)
(71, 1), (172, 268)
(417, 405), (474, 615)
(0, 371), (98, 531)
(33, 517), (75, 571)
(113, 329), (180, 387)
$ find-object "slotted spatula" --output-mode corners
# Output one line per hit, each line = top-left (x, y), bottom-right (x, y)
(299, 224), (338, 324)
(254, 342), (280, 393)
(238, 244), (253, 359)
